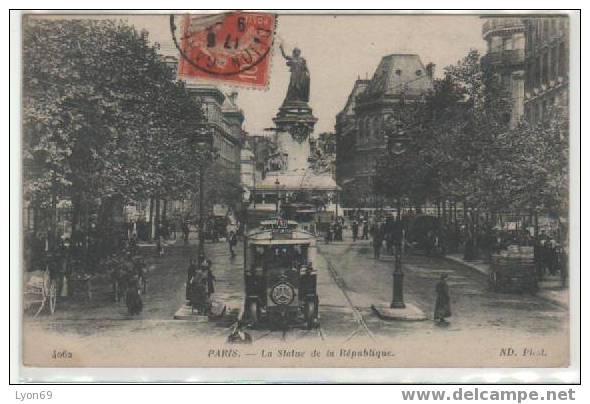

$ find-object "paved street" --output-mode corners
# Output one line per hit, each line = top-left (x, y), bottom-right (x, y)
(318, 238), (568, 338)
(23, 231), (569, 367)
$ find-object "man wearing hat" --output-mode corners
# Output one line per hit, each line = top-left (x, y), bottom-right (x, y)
(434, 273), (451, 323)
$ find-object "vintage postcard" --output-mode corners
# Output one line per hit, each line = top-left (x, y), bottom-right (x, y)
(17, 11), (577, 377)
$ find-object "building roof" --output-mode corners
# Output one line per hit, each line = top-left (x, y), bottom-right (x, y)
(254, 171), (340, 192)
(363, 54), (433, 98)
(338, 79), (370, 118)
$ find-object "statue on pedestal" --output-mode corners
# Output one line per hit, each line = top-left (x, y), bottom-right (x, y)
(279, 43), (310, 104)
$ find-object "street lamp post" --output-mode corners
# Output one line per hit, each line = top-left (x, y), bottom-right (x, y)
(391, 224), (405, 308)
(387, 128), (409, 309)
(194, 126), (217, 258)
(371, 123), (426, 320)
(198, 160), (206, 257)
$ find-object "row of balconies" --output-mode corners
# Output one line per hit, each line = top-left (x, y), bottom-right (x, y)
(482, 18), (525, 40)
(481, 49), (526, 68)
(524, 76), (568, 101)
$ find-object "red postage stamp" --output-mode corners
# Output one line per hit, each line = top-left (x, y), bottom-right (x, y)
(172, 12), (276, 87)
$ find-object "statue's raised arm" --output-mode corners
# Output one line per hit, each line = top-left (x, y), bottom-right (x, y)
(279, 43), (290, 60)
(280, 44), (310, 104)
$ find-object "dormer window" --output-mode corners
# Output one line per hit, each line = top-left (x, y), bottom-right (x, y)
(415, 69), (422, 76)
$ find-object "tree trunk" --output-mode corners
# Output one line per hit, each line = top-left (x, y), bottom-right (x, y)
(155, 193), (161, 239)
(71, 192), (82, 235)
(148, 197), (154, 241)
(49, 182), (57, 251)
(463, 199), (467, 226)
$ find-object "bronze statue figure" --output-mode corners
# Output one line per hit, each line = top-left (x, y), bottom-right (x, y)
(279, 43), (310, 103)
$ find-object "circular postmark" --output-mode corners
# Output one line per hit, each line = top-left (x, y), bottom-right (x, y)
(170, 13), (275, 78)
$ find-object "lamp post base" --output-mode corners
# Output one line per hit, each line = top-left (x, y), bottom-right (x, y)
(371, 303), (427, 321)
(390, 301), (406, 309)
(391, 269), (405, 308)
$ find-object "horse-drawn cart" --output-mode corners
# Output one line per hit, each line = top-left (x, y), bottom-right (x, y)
(489, 245), (538, 294)
(24, 269), (57, 317)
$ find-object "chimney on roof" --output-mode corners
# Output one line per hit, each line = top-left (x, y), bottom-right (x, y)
(425, 63), (435, 79)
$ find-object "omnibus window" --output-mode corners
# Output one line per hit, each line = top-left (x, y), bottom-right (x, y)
(262, 245), (306, 269)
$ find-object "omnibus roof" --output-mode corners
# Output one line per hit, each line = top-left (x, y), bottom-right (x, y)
(247, 229), (316, 245)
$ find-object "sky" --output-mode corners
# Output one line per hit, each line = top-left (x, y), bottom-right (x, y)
(123, 13), (487, 136)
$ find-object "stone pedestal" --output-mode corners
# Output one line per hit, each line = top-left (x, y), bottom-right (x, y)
(272, 101), (318, 172)
(173, 304), (209, 322)
(371, 303), (427, 321)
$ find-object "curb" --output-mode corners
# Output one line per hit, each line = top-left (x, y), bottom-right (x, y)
(443, 255), (569, 309)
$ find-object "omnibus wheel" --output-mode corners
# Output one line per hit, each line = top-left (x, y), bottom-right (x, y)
(248, 300), (259, 326)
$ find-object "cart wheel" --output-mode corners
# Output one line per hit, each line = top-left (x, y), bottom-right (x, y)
(248, 300), (259, 326)
(305, 299), (317, 330)
(48, 281), (57, 315)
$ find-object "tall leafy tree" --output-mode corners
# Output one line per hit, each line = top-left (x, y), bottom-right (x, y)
(23, 18), (206, 251)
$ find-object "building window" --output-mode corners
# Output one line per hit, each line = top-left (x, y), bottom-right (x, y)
(527, 60), (535, 90)
(551, 46), (559, 81)
(543, 20), (549, 40)
(490, 36), (502, 53)
(543, 52), (550, 84)
(558, 42), (567, 77)
(536, 56), (542, 87)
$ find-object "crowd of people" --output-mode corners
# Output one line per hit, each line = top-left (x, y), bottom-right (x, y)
(106, 242), (148, 316)
(185, 254), (216, 315)
(320, 212), (566, 284)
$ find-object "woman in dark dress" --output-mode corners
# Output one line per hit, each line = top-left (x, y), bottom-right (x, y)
(126, 274), (143, 316)
(434, 274), (451, 323)
(185, 258), (198, 301)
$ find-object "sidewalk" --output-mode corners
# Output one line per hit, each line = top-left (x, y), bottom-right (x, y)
(445, 254), (569, 309)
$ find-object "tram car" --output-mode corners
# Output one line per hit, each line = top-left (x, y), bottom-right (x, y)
(244, 218), (319, 329)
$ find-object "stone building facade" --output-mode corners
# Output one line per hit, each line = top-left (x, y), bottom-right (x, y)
(481, 16), (569, 127)
(159, 56), (244, 220)
(335, 79), (370, 202)
(335, 55), (434, 206)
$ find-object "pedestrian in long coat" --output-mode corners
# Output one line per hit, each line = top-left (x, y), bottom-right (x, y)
(361, 220), (369, 240)
(190, 269), (208, 314)
(204, 259), (215, 295)
(126, 274), (143, 316)
(373, 232), (383, 259)
(228, 231), (237, 257)
(434, 274), (451, 322)
(186, 258), (198, 301)
(351, 220), (359, 242)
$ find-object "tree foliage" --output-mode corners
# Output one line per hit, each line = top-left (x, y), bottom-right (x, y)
(374, 49), (568, 217)
(23, 17), (207, 243)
